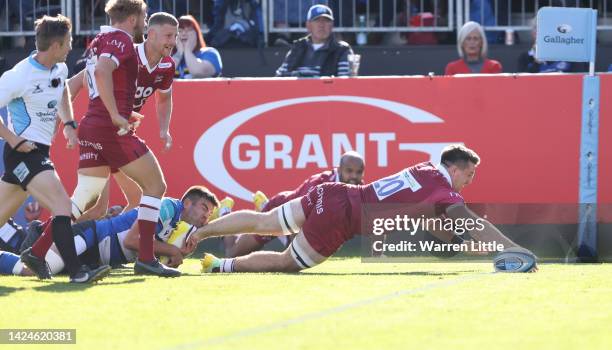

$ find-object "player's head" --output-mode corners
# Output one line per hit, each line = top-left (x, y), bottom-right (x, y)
(34, 14), (72, 63)
(306, 4), (334, 44)
(147, 12), (178, 57)
(178, 15), (206, 53)
(441, 145), (480, 192)
(180, 186), (220, 227)
(338, 151), (365, 185)
(105, 0), (148, 43)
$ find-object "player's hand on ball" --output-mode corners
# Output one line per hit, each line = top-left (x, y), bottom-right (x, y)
(181, 237), (197, 256)
(167, 249), (184, 268)
(187, 232), (201, 247)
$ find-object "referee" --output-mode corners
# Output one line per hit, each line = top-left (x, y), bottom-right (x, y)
(0, 15), (110, 283)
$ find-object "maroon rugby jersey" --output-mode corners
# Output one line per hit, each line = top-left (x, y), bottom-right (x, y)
(264, 169), (344, 211)
(83, 26), (137, 127)
(348, 162), (465, 232)
(133, 43), (174, 112)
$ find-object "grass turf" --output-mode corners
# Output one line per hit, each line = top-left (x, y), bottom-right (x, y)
(1, 258), (611, 350)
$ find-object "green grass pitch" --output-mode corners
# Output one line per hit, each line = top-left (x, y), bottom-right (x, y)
(1, 258), (611, 350)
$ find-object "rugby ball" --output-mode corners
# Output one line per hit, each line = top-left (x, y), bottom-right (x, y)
(160, 221), (196, 265)
(493, 247), (537, 273)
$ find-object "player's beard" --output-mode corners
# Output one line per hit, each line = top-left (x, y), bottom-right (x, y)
(133, 24), (145, 44)
(134, 30), (145, 44)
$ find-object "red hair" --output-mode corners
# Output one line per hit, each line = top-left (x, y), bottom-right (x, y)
(178, 15), (206, 51)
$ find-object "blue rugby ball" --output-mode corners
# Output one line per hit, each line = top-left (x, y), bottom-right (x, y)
(493, 247), (537, 273)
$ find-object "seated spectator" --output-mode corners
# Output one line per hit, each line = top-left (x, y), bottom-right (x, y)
(172, 15), (222, 78)
(276, 4), (353, 77)
(208, 0), (262, 48)
(518, 18), (574, 73)
(445, 21), (502, 75)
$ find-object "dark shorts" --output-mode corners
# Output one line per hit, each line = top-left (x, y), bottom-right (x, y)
(78, 123), (150, 170)
(1, 142), (54, 190)
(299, 183), (353, 258)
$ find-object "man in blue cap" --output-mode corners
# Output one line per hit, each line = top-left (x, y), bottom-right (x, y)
(275, 4), (354, 77)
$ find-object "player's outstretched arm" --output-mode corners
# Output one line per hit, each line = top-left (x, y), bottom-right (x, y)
(446, 204), (520, 250)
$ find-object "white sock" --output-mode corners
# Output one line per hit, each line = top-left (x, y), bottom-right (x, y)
(220, 258), (235, 273)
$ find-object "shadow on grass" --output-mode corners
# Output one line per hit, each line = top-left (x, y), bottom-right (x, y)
(180, 271), (480, 277)
(0, 286), (26, 297)
(298, 271), (468, 276)
(31, 277), (145, 292)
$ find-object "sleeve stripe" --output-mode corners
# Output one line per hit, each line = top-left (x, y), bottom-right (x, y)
(100, 53), (120, 67)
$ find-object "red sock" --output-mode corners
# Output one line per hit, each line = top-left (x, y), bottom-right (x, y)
(137, 220), (156, 262)
(31, 219), (53, 258)
(137, 196), (161, 263)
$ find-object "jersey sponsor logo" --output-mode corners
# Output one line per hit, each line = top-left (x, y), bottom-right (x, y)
(194, 95), (459, 201)
(108, 39), (126, 52)
(78, 140), (103, 150)
(32, 84), (43, 94)
(47, 100), (57, 109)
(41, 158), (53, 167)
(159, 62), (172, 69)
(315, 186), (325, 214)
(13, 162), (30, 183)
(80, 152), (99, 161)
(154, 75), (164, 84)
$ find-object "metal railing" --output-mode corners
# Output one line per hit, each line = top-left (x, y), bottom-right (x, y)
(268, 0), (455, 33)
(1, 1), (612, 40)
(464, 0), (612, 32)
(0, 0), (66, 36)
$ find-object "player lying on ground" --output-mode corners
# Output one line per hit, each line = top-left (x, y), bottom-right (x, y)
(224, 151), (365, 258)
(0, 186), (217, 277)
(189, 145), (536, 273)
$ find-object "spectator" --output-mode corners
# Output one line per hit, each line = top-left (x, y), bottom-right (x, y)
(608, 64), (612, 72)
(445, 21), (502, 75)
(518, 18), (575, 73)
(276, 4), (353, 77)
(172, 15), (222, 78)
(208, 0), (262, 48)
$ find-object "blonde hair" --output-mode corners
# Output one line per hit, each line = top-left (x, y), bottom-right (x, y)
(457, 21), (487, 59)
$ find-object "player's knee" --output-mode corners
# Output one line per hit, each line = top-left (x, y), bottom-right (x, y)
(50, 197), (72, 217)
(282, 252), (304, 272)
(140, 179), (166, 197)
